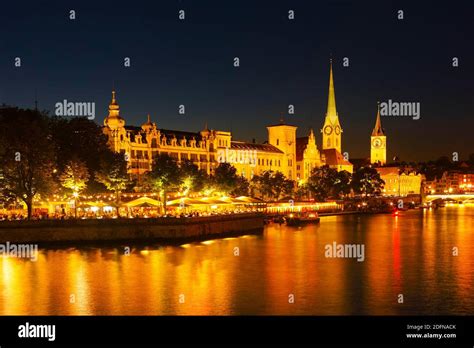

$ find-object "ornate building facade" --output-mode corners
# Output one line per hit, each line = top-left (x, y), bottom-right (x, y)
(376, 167), (422, 196)
(103, 62), (353, 183)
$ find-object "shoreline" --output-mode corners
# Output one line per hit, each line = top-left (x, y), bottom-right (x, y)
(0, 213), (264, 244)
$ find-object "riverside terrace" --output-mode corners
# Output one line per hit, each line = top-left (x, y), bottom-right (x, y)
(0, 213), (265, 244)
(0, 193), (345, 221)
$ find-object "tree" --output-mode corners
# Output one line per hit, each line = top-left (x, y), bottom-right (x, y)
(351, 166), (384, 197)
(95, 152), (130, 217)
(146, 153), (182, 214)
(295, 183), (310, 201)
(333, 170), (352, 199)
(59, 158), (90, 217)
(250, 171), (293, 201)
(307, 165), (338, 201)
(212, 163), (241, 195)
(250, 171), (274, 200)
(0, 107), (56, 219)
(180, 159), (208, 195)
(231, 175), (250, 196)
(50, 116), (117, 193)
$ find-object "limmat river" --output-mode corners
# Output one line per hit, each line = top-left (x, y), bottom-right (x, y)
(1, 206), (473, 315)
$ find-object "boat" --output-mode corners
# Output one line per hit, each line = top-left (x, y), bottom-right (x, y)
(285, 212), (320, 226)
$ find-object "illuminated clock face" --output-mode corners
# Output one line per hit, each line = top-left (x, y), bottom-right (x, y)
(372, 138), (382, 148)
(335, 126), (341, 135)
(324, 126), (333, 135)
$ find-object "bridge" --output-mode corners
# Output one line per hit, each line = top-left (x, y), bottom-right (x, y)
(425, 194), (474, 203)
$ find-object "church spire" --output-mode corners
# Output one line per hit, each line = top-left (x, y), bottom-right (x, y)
(326, 59), (338, 122)
(372, 103), (385, 136)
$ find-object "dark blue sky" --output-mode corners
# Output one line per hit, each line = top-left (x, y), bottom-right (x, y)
(1, 0), (473, 161)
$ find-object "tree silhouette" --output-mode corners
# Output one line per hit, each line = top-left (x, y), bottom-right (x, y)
(0, 107), (56, 219)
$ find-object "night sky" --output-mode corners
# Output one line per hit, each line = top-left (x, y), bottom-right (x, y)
(1, 0), (472, 161)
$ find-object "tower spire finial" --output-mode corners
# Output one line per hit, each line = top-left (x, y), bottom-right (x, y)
(326, 58), (337, 121)
(111, 90), (116, 104)
(372, 102), (385, 136)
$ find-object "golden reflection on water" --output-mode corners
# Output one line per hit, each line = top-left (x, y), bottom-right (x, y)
(0, 207), (473, 315)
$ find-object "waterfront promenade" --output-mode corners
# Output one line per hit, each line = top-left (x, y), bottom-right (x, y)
(0, 213), (264, 244)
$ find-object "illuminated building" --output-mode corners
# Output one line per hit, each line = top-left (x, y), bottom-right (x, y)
(370, 104), (387, 165)
(103, 62), (353, 182)
(376, 167), (422, 196)
(425, 170), (474, 194)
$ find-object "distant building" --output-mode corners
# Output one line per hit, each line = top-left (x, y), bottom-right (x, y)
(425, 170), (474, 194)
(296, 60), (353, 178)
(376, 167), (423, 196)
(370, 104), (387, 165)
(102, 61), (353, 183)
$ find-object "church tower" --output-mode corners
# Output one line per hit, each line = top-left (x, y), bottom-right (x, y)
(321, 60), (343, 153)
(267, 119), (297, 180)
(370, 103), (386, 165)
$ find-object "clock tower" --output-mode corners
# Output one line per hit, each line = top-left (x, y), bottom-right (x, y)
(370, 103), (386, 165)
(321, 60), (342, 153)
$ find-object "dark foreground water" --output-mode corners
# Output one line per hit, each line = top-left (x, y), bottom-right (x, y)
(1, 206), (473, 315)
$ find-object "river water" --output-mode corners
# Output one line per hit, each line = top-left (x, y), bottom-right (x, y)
(1, 206), (473, 315)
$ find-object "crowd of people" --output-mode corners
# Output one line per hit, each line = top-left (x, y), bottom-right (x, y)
(0, 207), (261, 221)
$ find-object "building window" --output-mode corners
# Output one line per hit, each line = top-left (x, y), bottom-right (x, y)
(327, 138), (330, 147)
(276, 139), (279, 146)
